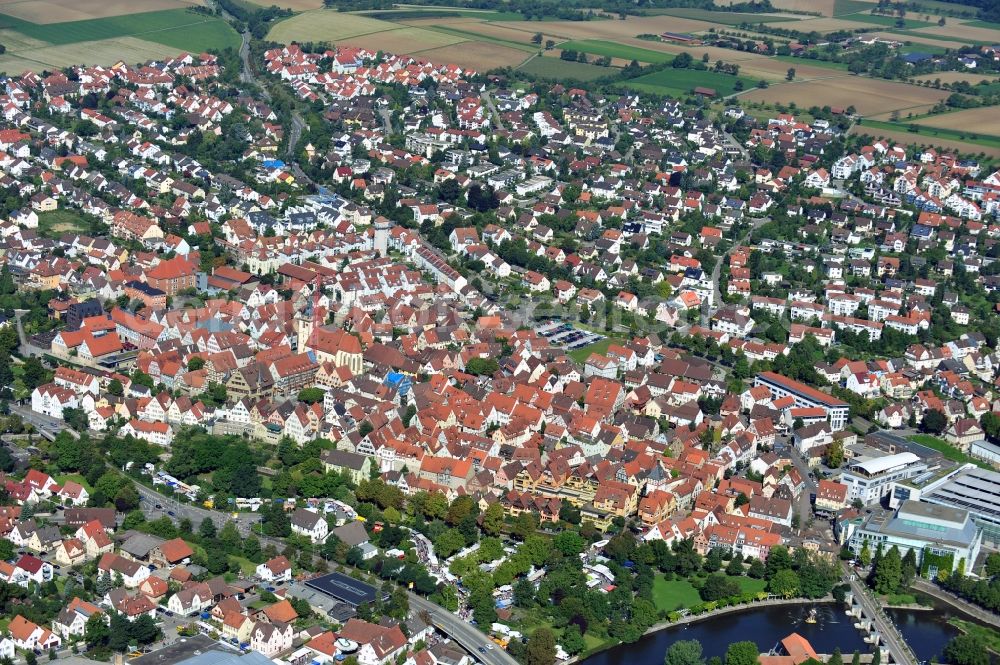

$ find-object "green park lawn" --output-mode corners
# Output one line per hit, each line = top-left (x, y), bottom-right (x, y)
(908, 434), (991, 470)
(55, 473), (94, 492)
(734, 576), (767, 594)
(568, 337), (614, 364)
(652, 575), (766, 613)
(652, 577), (702, 612)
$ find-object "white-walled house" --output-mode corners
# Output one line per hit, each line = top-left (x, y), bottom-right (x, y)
(256, 555), (292, 583)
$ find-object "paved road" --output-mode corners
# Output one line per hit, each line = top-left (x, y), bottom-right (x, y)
(787, 440), (819, 534)
(481, 91), (506, 132)
(9, 403), (76, 440)
(135, 482), (261, 536)
(379, 106), (393, 136)
(721, 127), (749, 160)
(843, 564), (917, 665)
(409, 593), (518, 665)
(286, 113), (306, 158)
(13, 309), (47, 357)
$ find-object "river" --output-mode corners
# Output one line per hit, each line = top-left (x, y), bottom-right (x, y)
(580, 602), (964, 665)
(886, 605), (962, 663)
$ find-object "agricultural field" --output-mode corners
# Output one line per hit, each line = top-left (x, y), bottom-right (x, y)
(740, 76), (949, 116)
(407, 18), (541, 46)
(338, 26), (468, 53)
(421, 24), (537, 52)
(0, 28), (47, 51)
(645, 8), (799, 24)
(0, 8), (238, 48)
(0, 8), (240, 65)
(909, 21), (1000, 44)
(866, 30), (967, 48)
(516, 56), (615, 81)
(0, 0), (198, 23)
(626, 68), (754, 97)
(774, 16), (873, 31)
(738, 56), (850, 81)
(245, 0), (324, 10)
(910, 0), (980, 17)
(769, 0), (835, 15)
(558, 39), (674, 64)
(832, 0), (876, 16)
(849, 123), (1000, 158)
(369, 7), (527, 21)
(413, 42), (529, 70)
(0, 5), (237, 73)
(841, 12), (935, 28)
(913, 71), (1000, 85)
(493, 14), (718, 41)
(911, 107), (1000, 133)
(266, 11), (399, 43)
(2, 36), (179, 69)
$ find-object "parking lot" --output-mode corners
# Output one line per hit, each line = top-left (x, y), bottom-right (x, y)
(537, 321), (604, 351)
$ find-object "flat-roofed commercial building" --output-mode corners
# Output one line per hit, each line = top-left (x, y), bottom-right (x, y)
(754, 371), (850, 430)
(840, 452), (927, 506)
(847, 501), (982, 576)
(921, 466), (1000, 544)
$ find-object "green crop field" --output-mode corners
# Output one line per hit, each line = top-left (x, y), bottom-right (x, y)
(965, 19), (1000, 29)
(774, 54), (849, 70)
(910, 0), (979, 16)
(0, 8), (240, 51)
(624, 68), (754, 97)
(517, 56), (616, 81)
(888, 28), (994, 44)
(425, 25), (538, 52)
(833, 0), (874, 16)
(559, 39), (674, 63)
(645, 8), (797, 24)
(364, 8), (526, 21)
(860, 118), (1000, 150)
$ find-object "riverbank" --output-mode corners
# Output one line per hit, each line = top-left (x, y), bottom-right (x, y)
(645, 596), (835, 633)
(576, 601), (872, 665)
(912, 579), (1000, 629)
(948, 618), (1000, 656)
(567, 597), (834, 664)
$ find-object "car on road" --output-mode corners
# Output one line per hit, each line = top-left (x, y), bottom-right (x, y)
(167, 510), (176, 516)
(477, 648), (486, 654)
(155, 504), (162, 509)
(484, 644), (494, 650)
